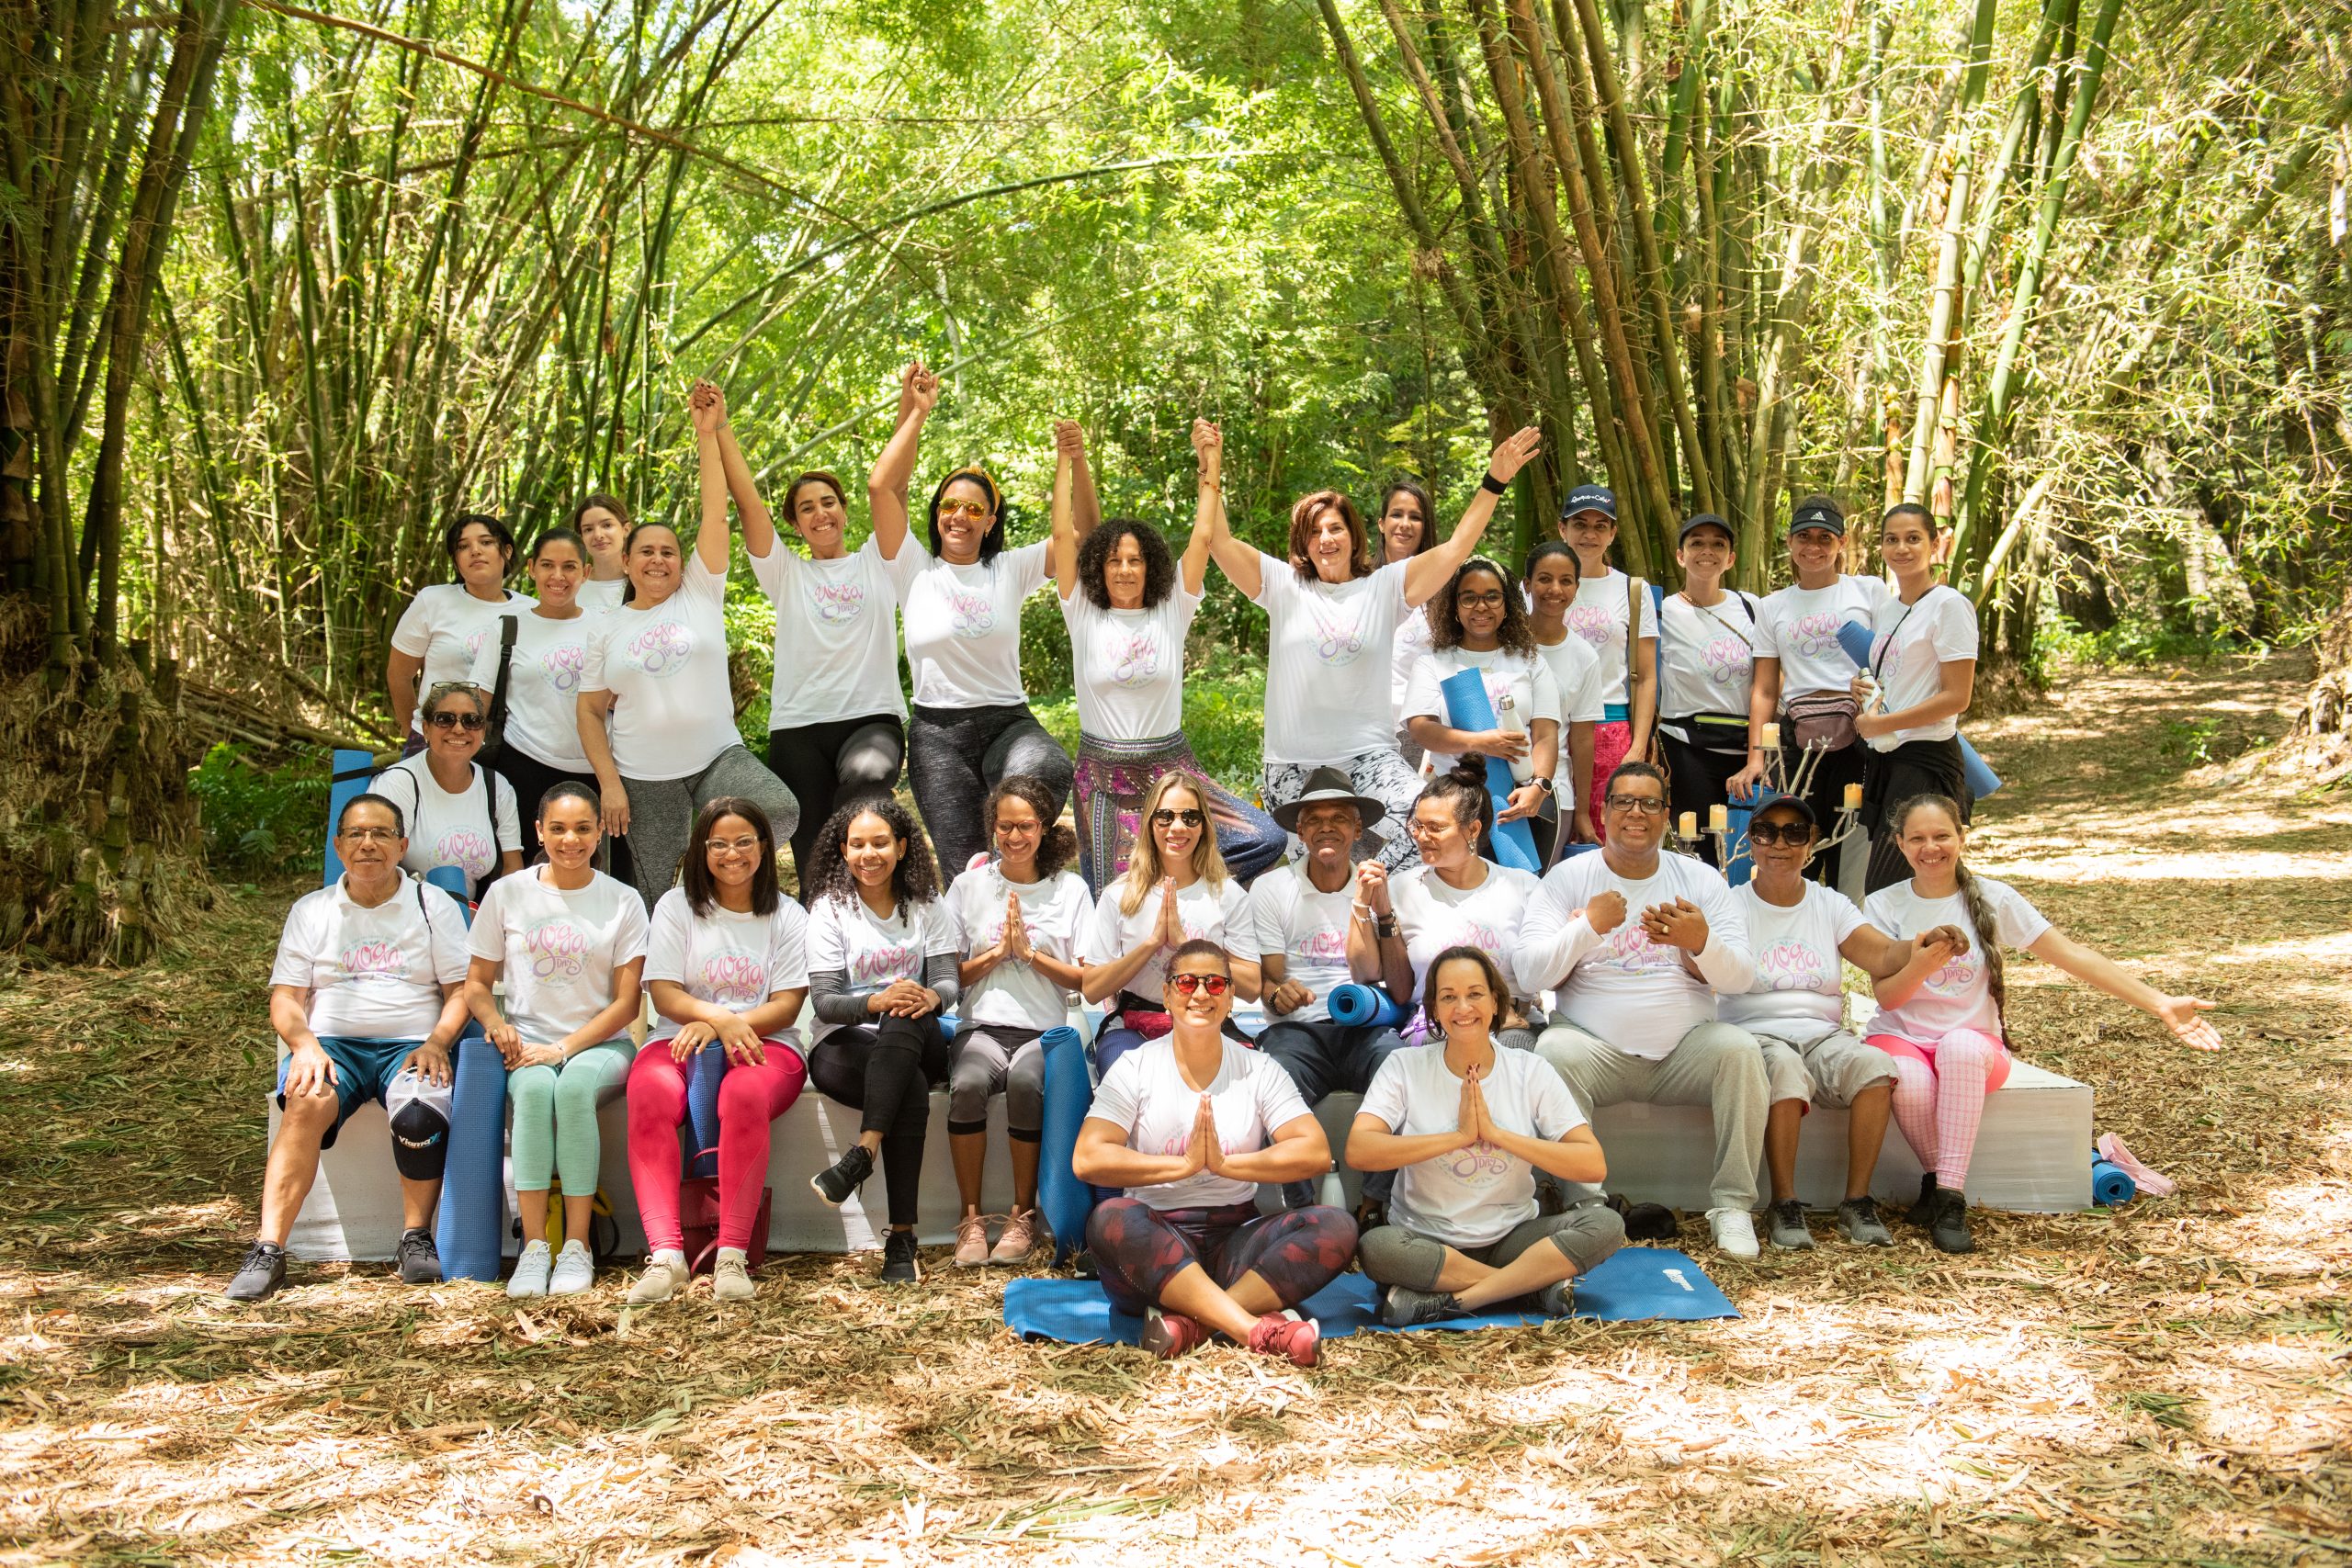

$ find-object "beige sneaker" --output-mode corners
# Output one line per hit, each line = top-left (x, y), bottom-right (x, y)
(712, 1248), (755, 1302)
(989, 1208), (1036, 1267)
(627, 1250), (689, 1305)
(954, 1212), (993, 1269)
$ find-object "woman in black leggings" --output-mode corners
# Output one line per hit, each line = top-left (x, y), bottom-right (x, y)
(801, 797), (961, 1283)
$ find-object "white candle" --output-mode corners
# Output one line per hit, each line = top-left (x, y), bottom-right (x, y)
(1843, 783), (1864, 811)
(1760, 722), (1780, 750)
(1708, 804), (1729, 832)
(1678, 812), (1697, 840)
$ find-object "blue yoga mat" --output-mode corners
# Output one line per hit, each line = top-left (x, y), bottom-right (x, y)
(1035, 1026), (1093, 1264)
(1831, 620), (2002, 799)
(1329, 982), (1412, 1030)
(686, 1043), (726, 1180)
(1002, 1246), (1737, 1345)
(2090, 1158), (2137, 1207)
(1437, 667), (1542, 874)
(324, 748), (377, 886)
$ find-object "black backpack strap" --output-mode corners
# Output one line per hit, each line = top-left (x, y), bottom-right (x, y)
(487, 614), (520, 734)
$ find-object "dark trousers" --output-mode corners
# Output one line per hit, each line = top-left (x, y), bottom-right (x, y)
(1256, 1018), (1411, 1205)
(1790, 735), (1866, 886)
(1085, 1198), (1358, 1317)
(1657, 723), (1750, 870)
(806, 1015), (947, 1227)
(907, 702), (1074, 877)
(768, 714), (905, 901)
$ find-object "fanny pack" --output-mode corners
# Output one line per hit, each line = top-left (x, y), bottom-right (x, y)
(1785, 689), (1859, 752)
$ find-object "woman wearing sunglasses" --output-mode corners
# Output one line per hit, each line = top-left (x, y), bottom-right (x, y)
(1074, 940), (1354, 1366)
(870, 361), (1088, 876)
(369, 681), (523, 898)
(1080, 772), (1260, 1084)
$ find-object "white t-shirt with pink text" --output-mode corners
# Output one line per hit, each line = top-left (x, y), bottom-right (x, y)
(803, 891), (959, 1049)
(468, 867), (650, 1044)
(1863, 875), (2050, 1042)
(642, 886), (812, 1047)
(1088, 1038), (1311, 1210)
(1239, 863), (1359, 1024)
(1724, 880), (1868, 1045)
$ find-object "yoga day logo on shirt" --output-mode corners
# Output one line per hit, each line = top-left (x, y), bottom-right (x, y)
(1435, 918), (1506, 956)
(1757, 939), (1828, 993)
(1442, 1139), (1510, 1181)
(435, 829), (494, 879)
(1924, 948), (1979, 998)
(1108, 629), (1161, 688)
(1566, 603), (1615, 649)
(1702, 635), (1751, 682)
(340, 938), (408, 979)
(1593, 921), (1676, 975)
(464, 627), (491, 661)
(540, 643), (585, 694)
(625, 620), (695, 677)
(946, 586), (996, 638)
(524, 918), (588, 982)
(1298, 925), (1350, 964)
(851, 944), (919, 987)
(809, 579), (865, 626)
(1306, 598), (1366, 666)
(1792, 611), (1848, 660)
(703, 951), (767, 1005)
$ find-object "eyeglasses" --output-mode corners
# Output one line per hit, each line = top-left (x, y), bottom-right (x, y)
(1170, 973), (1231, 996)
(706, 836), (763, 855)
(1151, 807), (1204, 828)
(338, 827), (401, 843)
(937, 499), (991, 521)
(995, 820), (1041, 836)
(1604, 794), (1668, 816)
(427, 710), (486, 731)
(1747, 821), (1815, 846)
(1455, 591), (1507, 610)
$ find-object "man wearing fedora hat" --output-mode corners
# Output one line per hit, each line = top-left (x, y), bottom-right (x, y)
(1243, 766), (1413, 1212)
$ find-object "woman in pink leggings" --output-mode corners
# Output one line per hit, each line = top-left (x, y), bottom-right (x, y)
(1864, 794), (2222, 1254)
(627, 797), (811, 1303)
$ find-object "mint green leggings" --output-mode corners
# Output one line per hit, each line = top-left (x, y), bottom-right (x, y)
(508, 1039), (634, 1193)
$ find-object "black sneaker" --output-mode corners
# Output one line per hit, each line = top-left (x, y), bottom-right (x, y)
(1835, 1197), (1894, 1247)
(811, 1144), (875, 1207)
(1379, 1285), (1471, 1328)
(880, 1229), (921, 1283)
(1353, 1199), (1387, 1234)
(1071, 1247), (1100, 1280)
(397, 1227), (442, 1284)
(1906, 1173), (1939, 1227)
(1928, 1188), (1975, 1254)
(1768, 1199), (1815, 1250)
(224, 1242), (286, 1302)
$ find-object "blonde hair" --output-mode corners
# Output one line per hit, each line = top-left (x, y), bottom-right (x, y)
(1117, 773), (1230, 918)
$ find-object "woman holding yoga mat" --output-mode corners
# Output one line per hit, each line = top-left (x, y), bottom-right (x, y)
(1852, 504), (1976, 893)
(1080, 772), (1258, 1084)
(1397, 557), (1559, 830)
(387, 513), (534, 750)
(370, 682), (523, 899)
(1865, 794), (2222, 1254)
(1057, 418), (1284, 892)
(626, 798), (810, 1305)
(469, 527), (604, 864)
(569, 493), (633, 615)
(1348, 948), (1623, 1328)
(801, 798), (961, 1284)
(463, 782), (650, 1297)
(1555, 487), (1656, 842)
(1206, 428), (1544, 872)
(1522, 540), (1606, 850)
(1074, 940), (1355, 1366)
(1654, 514), (1759, 868)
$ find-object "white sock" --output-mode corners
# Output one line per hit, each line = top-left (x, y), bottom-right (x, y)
(650, 1248), (686, 1269)
(716, 1247), (747, 1265)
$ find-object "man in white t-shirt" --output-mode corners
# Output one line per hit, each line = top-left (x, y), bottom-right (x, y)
(1519, 761), (1770, 1258)
(225, 795), (472, 1302)
(1242, 769), (1409, 1211)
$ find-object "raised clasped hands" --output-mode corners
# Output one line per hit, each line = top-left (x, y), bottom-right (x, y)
(1642, 897), (1709, 952)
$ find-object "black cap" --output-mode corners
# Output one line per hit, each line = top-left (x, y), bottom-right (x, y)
(1678, 512), (1734, 544)
(1789, 496), (1846, 537)
(1558, 485), (1616, 522)
(1748, 793), (1817, 828)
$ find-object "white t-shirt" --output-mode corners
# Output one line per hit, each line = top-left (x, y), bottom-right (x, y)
(1060, 583), (1199, 740)
(1868, 585), (1979, 749)
(390, 583), (537, 729)
(1239, 863), (1359, 1024)
(1723, 881), (1869, 1044)
(642, 886), (812, 1046)
(468, 867), (650, 1044)
(1756, 575), (1892, 699)
(944, 863), (1091, 1030)
(1251, 553), (1411, 765)
(577, 579), (628, 615)
(1080, 875), (1251, 1000)
(750, 536), (907, 728)
(1532, 632), (1609, 728)
(270, 877), (469, 1041)
(1863, 875), (2050, 1041)
(1389, 606), (1436, 728)
(803, 892), (960, 1048)
(886, 536), (1050, 709)
(1563, 570), (1657, 710)
(580, 554), (742, 781)
(1517, 850), (1756, 1058)
(1657, 592), (1758, 724)
(1360, 1044), (1587, 1247)
(1389, 862), (1541, 1001)
(469, 609), (594, 771)
(369, 754), (521, 898)
(1400, 645), (1561, 774)
(1089, 1039), (1312, 1210)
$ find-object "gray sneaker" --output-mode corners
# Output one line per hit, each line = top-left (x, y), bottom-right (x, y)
(224, 1242), (286, 1302)
(1768, 1200), (1815, 1250)
(1533, 1279), (1576, 1319)
(1379, 1286), (1471, 1328)
(1835, 1197), (1894, 1247)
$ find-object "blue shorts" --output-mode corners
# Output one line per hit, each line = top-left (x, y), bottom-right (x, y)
(277, 1036), (422, 1149)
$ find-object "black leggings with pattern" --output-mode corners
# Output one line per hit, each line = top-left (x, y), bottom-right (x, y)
(1085, 1198), (1357, 1317)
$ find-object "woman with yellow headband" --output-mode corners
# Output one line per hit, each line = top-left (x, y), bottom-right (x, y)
(871, 362), (1093, 874)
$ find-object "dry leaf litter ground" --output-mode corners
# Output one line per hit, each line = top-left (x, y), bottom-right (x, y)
(0, 655), (2346, 1567)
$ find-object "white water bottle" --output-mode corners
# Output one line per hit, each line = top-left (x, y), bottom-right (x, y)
(1496, 693), (1533, 784)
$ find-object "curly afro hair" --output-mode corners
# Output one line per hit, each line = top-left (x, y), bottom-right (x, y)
(805, 796), (942, 911)
(1076, 517), (1178, 612)
(1427, 556), (1536, 655)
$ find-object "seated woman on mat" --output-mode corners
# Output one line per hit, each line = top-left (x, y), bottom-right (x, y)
(1073, 940), (1356, 1366)
(801, 797), (961, 1284)
(463, 781), (650, 1297)
(1080, 771), (1259, 1084)
(627, 797), (811, 1305)
(942, 776), (1093, 1268)
(1348, 947), (1623, 1327)
(1865, 793), (2222, 1255)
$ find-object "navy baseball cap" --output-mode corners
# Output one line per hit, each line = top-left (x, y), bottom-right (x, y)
(1558, 485), (1617, 522)
(1678, 512), (1734, 544)
(1789, 496), (1846, 536)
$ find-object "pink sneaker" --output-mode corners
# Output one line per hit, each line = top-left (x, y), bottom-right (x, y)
(989, 1208), (1036, 1267)
(2096, 1134), (2176, 1197)
(953, 1213), (992, 1269)
(1248, 1313), (1319, 1368)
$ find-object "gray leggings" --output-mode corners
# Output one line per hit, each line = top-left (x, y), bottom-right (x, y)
(1356, 1205), (1627, 1292)
(621, 744), (801, 907)
(908, 702), (1074, 875)
(945, 1023), (1046, 1134)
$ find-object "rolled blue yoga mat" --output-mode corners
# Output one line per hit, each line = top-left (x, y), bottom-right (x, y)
(1831, 620), (2002, 800)
(1328, 982), (1411, 1031)
(435, 1031), (509, 1281)
(1036, 1025), (1092, 1265)
(686, 1043), (726, 1180)
(2091, 1158), (2137, 1207)
(324, 748), (377, 886)
(1436, 667), (1542, 874)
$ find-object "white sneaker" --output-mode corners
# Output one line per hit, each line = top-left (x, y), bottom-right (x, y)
(548, 1239), (595, 1295)
(628, 1249), (689, 1304)
(712, 1247), (755, 1302)
(507, 1239), (552, 1298)
(1708, 1207), (1760, 1260)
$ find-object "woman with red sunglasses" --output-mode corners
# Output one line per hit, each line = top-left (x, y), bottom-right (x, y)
(1074, 940), (1356, 1367)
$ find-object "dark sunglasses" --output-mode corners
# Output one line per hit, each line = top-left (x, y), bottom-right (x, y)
(1151, 807), (1205, 828)
(427, 710), (486, 731)
(1170, 972), (1231, 996)
(1747, 820), (1816, 846)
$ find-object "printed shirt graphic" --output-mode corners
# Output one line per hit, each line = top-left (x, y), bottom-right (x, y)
(751, 536), (907, 727)
(469, 869), (650, 1044)
(580, 554), (741, 780)
(1722, 882), (1868, 1043)
(389, 583), (537, 729)
(1868, 585), (1980, 747)
(468, 610), (594, 770)
(1360, 1044), (1587, 1248)
(1657, 593), (1757, 722)
(1757, 576), (1891, 698)
(887, 537), (1050, 709)
(1080, 875), (1251, 999)
(944, 863), (1091, 1030)
(1565, 571), (1657, 709)
(370, 754), (521, 899)
(641, 887), (813, 1044)
(1526, 850), (1751, 1059)
(1060, 583), (1201, 740)
(1251, 553), (1411, 765)
(1862, 875), (2050, 1042)
(271, 878), (469, 1041)
(1240, 864), (1360, 1023)
(1090, 1040), (1310, 1211)
(803, 892), (958, 1048)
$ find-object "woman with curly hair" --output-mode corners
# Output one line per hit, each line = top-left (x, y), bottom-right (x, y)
(801, 797), (961, 1282)
(1054, 418), (1286, 892)
(1398, 557), (1560, 834)
(1207, 428), (1544, 872)
(872, 362), (1093, 875)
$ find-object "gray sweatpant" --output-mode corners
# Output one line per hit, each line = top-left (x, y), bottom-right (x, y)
(1535, 1019), (1770, 1213)
(1357, 1205), (1627, 1291)
(622, 744), (800, 908)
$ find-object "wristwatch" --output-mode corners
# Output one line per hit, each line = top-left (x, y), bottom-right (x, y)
(1531, 776), (1555, 795)
(1374, 914), (1399, 939)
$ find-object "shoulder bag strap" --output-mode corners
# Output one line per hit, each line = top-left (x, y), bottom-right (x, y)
(487, 614), (520, 730)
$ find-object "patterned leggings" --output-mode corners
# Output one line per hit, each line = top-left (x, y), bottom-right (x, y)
(1870, 1028), (2012, 1190)
(1261, 747), (1424, 873)
(1085, 1198), (1358, 1316)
